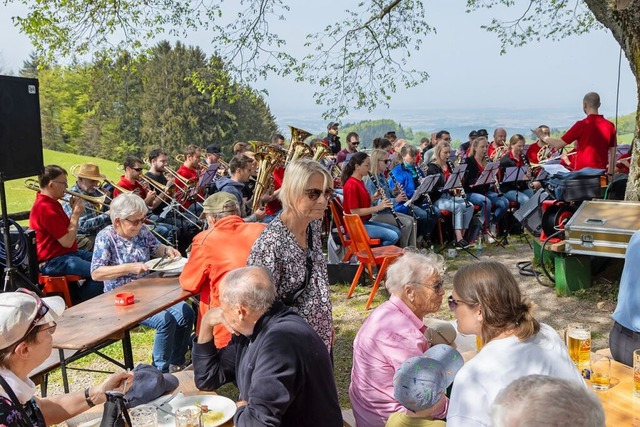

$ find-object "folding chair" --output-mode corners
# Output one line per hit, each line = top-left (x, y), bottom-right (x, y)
(329, 198), (380, 262)
(342, 214), (404, 310)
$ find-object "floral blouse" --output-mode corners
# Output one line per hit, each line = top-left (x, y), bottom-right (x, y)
(0, 396), (45, 427)
(91, 225), (160, 292)
(247, 215), (334, 351)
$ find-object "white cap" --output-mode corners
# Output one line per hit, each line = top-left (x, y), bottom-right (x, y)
(0, 290), (66, 350)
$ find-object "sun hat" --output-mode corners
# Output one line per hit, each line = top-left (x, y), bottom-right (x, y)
(393, 344), (464, 412)
(0, 289), (66, 350)
(74, 163), (106, 180)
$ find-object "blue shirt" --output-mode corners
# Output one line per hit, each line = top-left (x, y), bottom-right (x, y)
(91, 225), (160, 292)
(612, 229), (640, 332)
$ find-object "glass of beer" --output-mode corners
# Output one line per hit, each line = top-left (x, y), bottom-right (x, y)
(590, 353), (611, 391)
(634, 349), (640, 398)
(129, 405), (158, 427)
(566, 323), (591, 369)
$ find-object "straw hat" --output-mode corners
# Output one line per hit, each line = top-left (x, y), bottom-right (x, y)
(75, 163), (106, 180)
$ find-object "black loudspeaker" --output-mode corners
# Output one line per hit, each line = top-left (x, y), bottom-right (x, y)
(0, 75), (44, 180)
(513, 189), (550, 237)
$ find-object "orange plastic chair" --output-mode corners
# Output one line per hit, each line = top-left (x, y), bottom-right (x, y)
(38, 275), (82, 307)
(329, 198), (380, 262)
(342, 214), (404, 310)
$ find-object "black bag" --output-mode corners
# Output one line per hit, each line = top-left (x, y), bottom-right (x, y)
(546, 168), (604, 202)
(100, 391), (132, 427)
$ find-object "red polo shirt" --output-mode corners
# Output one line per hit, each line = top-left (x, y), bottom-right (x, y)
(175, 165), (200, 208)
(342, 176), (372, 222)
(113, 176), (147, 198)
(561, 114), (616, 170)
(29, 193), (77, 262)
(264, 166), (284, 216)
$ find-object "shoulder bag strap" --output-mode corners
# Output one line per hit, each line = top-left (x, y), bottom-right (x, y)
(0, 375), (35, 427)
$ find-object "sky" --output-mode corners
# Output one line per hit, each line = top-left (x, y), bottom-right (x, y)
(0, 0), (637, 131)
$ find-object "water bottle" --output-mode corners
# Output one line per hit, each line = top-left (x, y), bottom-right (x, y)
(476, 237), (483, 255)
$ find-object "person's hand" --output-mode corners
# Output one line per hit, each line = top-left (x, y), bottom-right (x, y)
(236, 400), (248, 408)
(254, 208), (266, 221)
(165, 246), (181, 258)
(201, 307), (234, 331)
(372, 188), (384, 202)
(71, 197), (85, 216)
(130, 262), (149, 275)
(395, 192), (407, 203)
(378, 198), (393, 210)
(144, 190), (157, 205)
(100, 371), (134, 394)
(531, 127), (546, 141)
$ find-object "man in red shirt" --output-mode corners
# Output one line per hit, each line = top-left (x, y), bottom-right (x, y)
(487, 127), (507, 160)
(175, 145), (203, 211)
(534, 92), (616, 172)
(526, 125), (552, 165)
(262, 134), (286, 222)
(30, 165), (103, 303)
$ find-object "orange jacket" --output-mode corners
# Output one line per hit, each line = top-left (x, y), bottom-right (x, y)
(180, 215), (265, 347)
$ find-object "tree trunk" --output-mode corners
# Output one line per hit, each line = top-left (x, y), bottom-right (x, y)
(583, 0), (640, 200)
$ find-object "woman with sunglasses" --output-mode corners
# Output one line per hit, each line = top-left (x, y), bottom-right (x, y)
(247, 159), (335, 352)
(0, 289), (132, 426)
(446, 261), (583, 427)
(349, 252), (447, 427)
(91, 193), (194, 373)
(364, 149), (415, 248)
(341, 152), (401, 247)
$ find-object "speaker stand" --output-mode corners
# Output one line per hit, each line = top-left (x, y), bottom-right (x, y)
(0, 172), (18, 292)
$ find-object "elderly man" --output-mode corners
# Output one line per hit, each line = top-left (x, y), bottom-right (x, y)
(63, 162), (110, 250)
(192, 266), (343, 427)
(180, 192), (265, 345)
(350, 252), (447, 427)
(490, 375), (605, 427)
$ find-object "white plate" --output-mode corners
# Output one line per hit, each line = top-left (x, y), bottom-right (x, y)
(157, 395), (236, 427)
(145, 257), (188, 273)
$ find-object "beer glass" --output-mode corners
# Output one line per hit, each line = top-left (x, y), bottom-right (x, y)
(566, 323), (591, 368)
(175, 405), (202, 427)
(634, 349), (640, 398)
(590, 353), (611, 391)
(129, 405), (158, 427)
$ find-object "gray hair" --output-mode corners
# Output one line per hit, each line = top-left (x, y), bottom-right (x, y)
(385, 252), (445, 295)
(109, 193), (148, 223)
(490, 375), (605, 427)
(220, 266), (276, 312)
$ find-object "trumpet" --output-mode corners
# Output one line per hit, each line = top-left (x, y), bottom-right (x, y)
(25, 179), (108, 212)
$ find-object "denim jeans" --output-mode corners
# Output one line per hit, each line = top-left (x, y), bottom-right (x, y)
(435, 194), (474, 230)
(503, 189), (534, 206)
(140, 301), (195, 373)
(411, 204), (441, 240)
(364, 220), (401, 246)
(467, 192), (510, 227)
(40, 250), (104, 304)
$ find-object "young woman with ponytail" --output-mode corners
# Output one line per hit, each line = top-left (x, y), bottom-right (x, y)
(446, 261), (584, 427)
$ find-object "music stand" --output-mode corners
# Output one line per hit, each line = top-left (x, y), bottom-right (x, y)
(500, 166), (532, 248)
(404, 175), (439, 208)
(440, 164), (478, 259)
(471, 162), (506, 248)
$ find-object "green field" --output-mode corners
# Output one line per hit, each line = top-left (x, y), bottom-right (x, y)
(4, 150), (120, 214)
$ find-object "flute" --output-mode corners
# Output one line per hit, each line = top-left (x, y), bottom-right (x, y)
(368, 172), (404, 229)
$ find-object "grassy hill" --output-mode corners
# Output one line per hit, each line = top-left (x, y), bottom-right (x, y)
(4, 150), (120, 214)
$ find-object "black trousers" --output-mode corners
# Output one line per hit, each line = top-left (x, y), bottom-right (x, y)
(609, 321), (640, 367)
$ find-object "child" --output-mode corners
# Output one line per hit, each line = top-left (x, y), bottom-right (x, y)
(387, 344), (463, 427)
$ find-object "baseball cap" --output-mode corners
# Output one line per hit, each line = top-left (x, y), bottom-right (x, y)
(393, 344), (464, 412)
(469, 130), (478, 138)
(202, 192), (238, 215)
(477, 129), (489, 137)
(125, 364), (179, 408)
(327, 121), (340, 130)
(206, 144), (222, 155)
(0, 289), (66, 350)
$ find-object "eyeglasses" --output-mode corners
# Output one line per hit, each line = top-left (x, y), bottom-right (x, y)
(38, 322), (57, 335)
(51, 180), (68, 187)
(304, 188), (334, 201)
(448, 295), (472, 311)
(132, 167), (144, 172)
(407, 280), (444, 293)
(123, 217), (145, 226)
(383, 159), (392, 164)
(15, 289), (50, 343)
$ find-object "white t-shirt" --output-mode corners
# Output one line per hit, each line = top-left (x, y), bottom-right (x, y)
(447, 323), (585, 427)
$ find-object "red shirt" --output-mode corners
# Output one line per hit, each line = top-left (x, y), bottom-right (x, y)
(561, 114), (616, 170)
(113, 176), (147, 198)
(526, 142), (542, 165)
(264, 166), (284, 215)
(29, 193), (78, 262)
(342, 176), (373, 222)
(175, 165), (200, 208)
(616, 152), (631, 174)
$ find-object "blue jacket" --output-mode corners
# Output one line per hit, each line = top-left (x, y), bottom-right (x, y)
(389, 163), (425, 215)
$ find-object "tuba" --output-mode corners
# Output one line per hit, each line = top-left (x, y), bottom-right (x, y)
(252, 145), (286, 214)
(285, 126), (313, 167)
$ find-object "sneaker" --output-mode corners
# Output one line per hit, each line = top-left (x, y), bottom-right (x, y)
(489, 223), (498, 236)
(483, 233), (496, 244)
(455, 239), (471, 249)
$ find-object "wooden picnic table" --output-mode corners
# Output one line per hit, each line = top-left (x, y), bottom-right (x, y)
(51, 274), (193, 392)
(588, 357), (640, 426)
(65, 369), (234, 427)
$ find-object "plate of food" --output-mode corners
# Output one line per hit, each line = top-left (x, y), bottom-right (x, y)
(145, 256), (188, 273)
(157, 395), (236, 427)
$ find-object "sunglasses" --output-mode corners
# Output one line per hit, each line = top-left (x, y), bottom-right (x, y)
(15, 289), (50, 342)
(304, 188), (334, 201)
(123, 217), (145, 226)
(448, 295), (470, 311)
(383, 159), (392, 164)
(39, 322), (57, 335)
(132, 167), (144, 172)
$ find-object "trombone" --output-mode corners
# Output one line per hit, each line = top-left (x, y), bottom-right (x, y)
(24, 179), (108, 215)
(138, 174), (203, 230)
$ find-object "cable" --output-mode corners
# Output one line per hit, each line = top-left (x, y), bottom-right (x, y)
(0, 219), (28, 268)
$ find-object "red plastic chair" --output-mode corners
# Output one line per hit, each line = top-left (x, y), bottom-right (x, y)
(342, 214), (404, 310)
(38, 275), (82, 307)
(329, 199), (380, 262)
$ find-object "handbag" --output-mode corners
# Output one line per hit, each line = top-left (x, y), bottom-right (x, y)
(100, 391), (133, 427)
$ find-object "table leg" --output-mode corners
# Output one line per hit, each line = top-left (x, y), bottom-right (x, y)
(122, 330), (134, 370)
(59, 348), (70, 393)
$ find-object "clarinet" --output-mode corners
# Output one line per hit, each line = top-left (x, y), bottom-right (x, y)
(447, 160), (470, 207)
(520, 153), (536, 190)
(487, 155), (502, 195)
(368, 172), (404, 229)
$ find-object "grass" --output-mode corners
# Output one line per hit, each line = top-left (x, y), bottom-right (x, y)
(5, 149), (120, 214)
